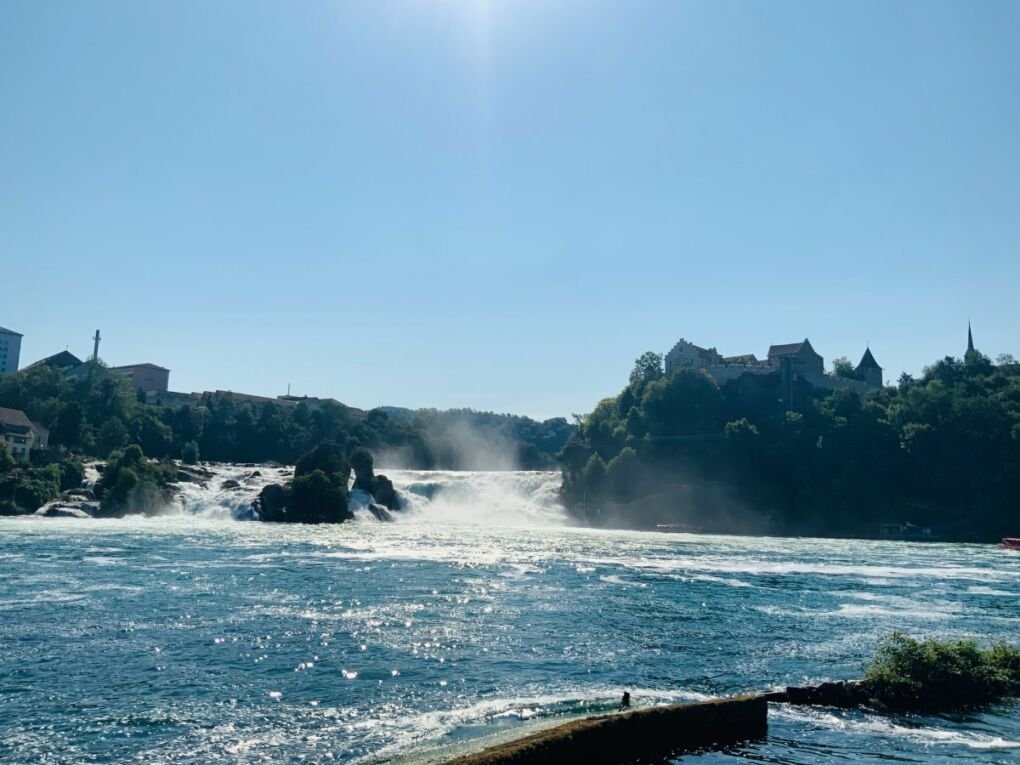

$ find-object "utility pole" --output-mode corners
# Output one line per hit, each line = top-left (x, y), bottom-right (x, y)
(92, 330), (101, 362)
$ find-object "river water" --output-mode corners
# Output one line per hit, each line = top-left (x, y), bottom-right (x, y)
(1, 466), (1018, 763)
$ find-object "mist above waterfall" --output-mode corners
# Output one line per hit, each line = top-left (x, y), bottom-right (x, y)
(373, 408), (574, 471)
(416, 419), (521, 471)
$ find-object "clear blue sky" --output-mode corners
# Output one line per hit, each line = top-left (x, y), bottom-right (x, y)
(2, 1), (1017, 420)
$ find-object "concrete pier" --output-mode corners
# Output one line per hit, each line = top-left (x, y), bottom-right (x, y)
(443, 695), (767, 765)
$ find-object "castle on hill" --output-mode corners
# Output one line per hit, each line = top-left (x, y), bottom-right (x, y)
(664, 336), (883, 396)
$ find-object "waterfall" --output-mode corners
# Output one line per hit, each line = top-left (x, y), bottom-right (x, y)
(169, 464), (567, 526)
(172, 465), (292, 520)
(382, 469), (568, 527)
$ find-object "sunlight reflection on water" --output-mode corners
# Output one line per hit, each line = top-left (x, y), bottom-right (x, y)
(1, 489), (1018, 764)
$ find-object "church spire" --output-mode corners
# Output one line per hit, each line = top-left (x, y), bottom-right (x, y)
(967, 321), (975, 355)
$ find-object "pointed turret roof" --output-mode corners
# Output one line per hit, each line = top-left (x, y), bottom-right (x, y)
(967, 322), (975, 354)
(856, 347), (882, 371)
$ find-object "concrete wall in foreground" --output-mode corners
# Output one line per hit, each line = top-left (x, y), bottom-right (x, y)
(446, 695), (767, 765)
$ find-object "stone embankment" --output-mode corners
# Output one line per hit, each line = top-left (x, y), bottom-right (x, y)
(444, 695), (767, 765)
(442, 681), (874, 765)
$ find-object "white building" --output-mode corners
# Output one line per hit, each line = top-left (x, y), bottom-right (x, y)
(0, 326), (22, 374)
(664, 338), (723, 375)
(110, 363), (170, 393)
(664, 335), (883, 396)
(0, 406), (48, 462)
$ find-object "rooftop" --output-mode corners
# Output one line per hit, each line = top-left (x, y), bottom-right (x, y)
(24, 351), (84, 370)
(0, 406), (34, 431)
(0, 326), (23, 337)
(723, 354), (759, 364)
(857, 347), (882, 370)
(767, 339), (817, 358)
(111, 363), (170, 372)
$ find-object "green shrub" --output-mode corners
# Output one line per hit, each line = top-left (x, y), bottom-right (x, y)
(0, 441), (15, 474)
(0, 465), (61, 514)
(865, 633), (1020, 711)
(295, 442), (349, 480)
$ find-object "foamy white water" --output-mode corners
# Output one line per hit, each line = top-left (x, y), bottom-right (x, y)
(168, 464), (567, 527)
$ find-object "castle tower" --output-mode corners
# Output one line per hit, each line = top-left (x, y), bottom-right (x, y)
(855, 347), (883, 388)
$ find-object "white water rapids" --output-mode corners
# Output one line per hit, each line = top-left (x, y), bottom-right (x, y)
(167, 463), (569, 526)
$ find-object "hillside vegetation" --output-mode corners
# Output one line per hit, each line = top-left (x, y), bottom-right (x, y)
(0, 362), (572, 473)
(560, 349), (1020, 541)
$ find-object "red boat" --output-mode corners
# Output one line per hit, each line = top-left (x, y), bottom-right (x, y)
(1001, 537), (1020, 550)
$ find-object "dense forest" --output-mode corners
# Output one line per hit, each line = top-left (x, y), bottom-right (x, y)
(0, 362), (573, 514)
(560, 349), (1020, 541)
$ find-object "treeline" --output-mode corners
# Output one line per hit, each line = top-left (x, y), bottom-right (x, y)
(560, 350), (1020, 541)
(0, 362), (571, 470)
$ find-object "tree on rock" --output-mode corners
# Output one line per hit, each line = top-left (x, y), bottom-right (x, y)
(296, 441), (349, 479)
(291, 469), (349, 523)
(257, 442), (352, 524)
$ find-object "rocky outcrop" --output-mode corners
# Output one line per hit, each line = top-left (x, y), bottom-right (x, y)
(35, 503), (97, 519)
(256, 443), (352, 524)
(350, 448), (375, 493)
(254, 483), (292, 523)
(350, 448), (401, 511)
(368, 503), (394, 522)
(176, 465), (215, 484)
(763, 680), (870, 708)
(371, 474), (399, 511)
(254, 446), (401, 524)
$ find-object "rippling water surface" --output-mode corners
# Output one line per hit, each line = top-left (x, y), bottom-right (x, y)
(1, 467), (1018, 763)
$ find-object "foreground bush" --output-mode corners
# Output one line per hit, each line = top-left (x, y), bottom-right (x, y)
(865, 633), (1020, 711)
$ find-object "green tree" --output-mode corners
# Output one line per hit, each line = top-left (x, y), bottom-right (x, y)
(606, 447), (642, 502)
(0, 441), (16, 474)
(132, 410), (173, 458)
(296, 442), (350, 480)
(581, 453), (608, 505)
(629, 351), (664, 388)
(640, 368), (724, 437)
(51, 402), (84, 447)
(97, 417), (130, 457)
(830, 356), (858, 379)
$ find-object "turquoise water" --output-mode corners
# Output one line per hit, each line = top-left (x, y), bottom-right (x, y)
(1, 469), (1019, 764)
